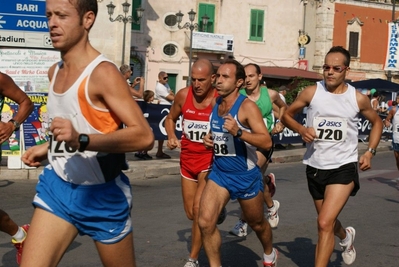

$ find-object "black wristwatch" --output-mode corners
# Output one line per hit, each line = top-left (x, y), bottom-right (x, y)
(8, 119), (21, 131)
(234, 129), (243, 138)
(78, 134), (90, 152)
(367, 147), (376, 156)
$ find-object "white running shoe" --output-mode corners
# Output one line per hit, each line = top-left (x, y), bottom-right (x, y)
(339, 226), (356, 265)
(267, 200), (280, 229)
(263, 248), (278, 266)
(229, 219), (248, 237)
(183, 258), (199, 267)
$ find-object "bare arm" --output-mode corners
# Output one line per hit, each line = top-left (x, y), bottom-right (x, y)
(281, 85), (317, 143)
(129, 77), (144, 98)
(224, 99), (272, 150)
(165, 87), (188, 149)
(0, 73), (34, 143)
(269, 89), (288, 134)
(384, 107), (395, 127)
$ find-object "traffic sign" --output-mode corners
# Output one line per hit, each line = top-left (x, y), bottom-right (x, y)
(0, 0), (48, 32)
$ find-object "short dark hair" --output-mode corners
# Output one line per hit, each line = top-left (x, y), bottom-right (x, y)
(326, 46), (351, 67)
(70, 0), (98, 26)
(244, 63), (261, 75)
(222, 59), (246, 85)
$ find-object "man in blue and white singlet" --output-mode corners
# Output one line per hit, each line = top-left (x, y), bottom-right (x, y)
(200, 59), (278, 267)
(282, 46), (383, 267)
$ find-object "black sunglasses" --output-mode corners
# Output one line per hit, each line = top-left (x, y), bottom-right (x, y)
(163, 76), (169, 80)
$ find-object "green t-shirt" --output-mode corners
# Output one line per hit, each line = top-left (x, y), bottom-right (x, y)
(239, 86), (274, 132)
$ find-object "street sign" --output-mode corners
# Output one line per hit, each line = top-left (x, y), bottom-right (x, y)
(0, 0), (48, 32)
(0, 0), (52, 48)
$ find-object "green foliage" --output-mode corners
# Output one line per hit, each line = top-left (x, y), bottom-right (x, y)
(274, 78), (316, 105)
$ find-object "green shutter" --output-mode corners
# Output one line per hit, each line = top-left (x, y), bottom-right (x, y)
(132, 0), (142, 31)
(249, 9), (264, 41)
(198, 3), (215, 33)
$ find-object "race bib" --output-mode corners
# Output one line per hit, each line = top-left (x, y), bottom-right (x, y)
(48, 113), (80, 156)
(313, 117), (347, 142)
(183, 119), (209, 143)
(48, 134), (78, 156)
(212, 132), (236, 156)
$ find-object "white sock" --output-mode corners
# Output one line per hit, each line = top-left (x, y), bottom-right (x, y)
(12, 227), (25, 242)
(263, 250), (275, 263)
(341, 230), (351, 245)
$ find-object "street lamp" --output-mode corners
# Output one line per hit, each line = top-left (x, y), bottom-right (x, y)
(176, 9), (209, 86)
(106, 1), (144, 65)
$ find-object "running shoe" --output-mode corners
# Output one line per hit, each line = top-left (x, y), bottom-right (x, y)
(339, 226), (356, 265)
(183, 258), (199, 267)
(217, 207), (227, 225)
(267, 200), (280, 229)
(12, 224), (30, 265)
(263, 248), (278, 266)
(229, 219), (248, 237)
(266, 173), (276, 197)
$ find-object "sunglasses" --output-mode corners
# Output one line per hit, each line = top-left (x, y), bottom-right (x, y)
(322, 64), (348, 73)
(163, 76), (169, 80)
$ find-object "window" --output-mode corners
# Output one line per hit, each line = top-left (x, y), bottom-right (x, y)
(163, 43), (178, 57)
(349, 32), (359, 57)
(132, 0), (142, 31)
(249, 9), (264, 42)
(165, 14), (177, 27)
(198, 3), (215, 33)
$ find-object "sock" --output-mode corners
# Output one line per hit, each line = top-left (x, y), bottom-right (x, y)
(341, 229), (351, 245)
(12, 227), (25, 242)
(263, 250), (276, 263)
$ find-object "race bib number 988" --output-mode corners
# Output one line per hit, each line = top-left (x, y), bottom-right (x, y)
(313, 117), (347, 142)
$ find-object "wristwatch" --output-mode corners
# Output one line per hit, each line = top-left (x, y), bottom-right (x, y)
(367, 147), (376, 156)
(234, 129), (243, 138)
(78, 134), (90, 152)
(8, 119), (21, 131)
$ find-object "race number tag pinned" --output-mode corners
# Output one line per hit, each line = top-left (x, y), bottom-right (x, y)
(48, 134), (78, 156)
(212, 132), (236, 156)
(313, 117), (347, 142)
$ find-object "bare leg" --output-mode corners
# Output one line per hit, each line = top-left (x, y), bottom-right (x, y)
(239, 192), (273, 255)
(198, 180), (230, 267)
(0, 209), (19, 236)
(181, 172), (208, 260)
(313, 183), (354, 267)
(96, 232), (136, 267)
(20, 208), (78, 267)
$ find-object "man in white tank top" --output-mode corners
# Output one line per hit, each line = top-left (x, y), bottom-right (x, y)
(20, 1), (154, 266)
(282, 46), (383, 266)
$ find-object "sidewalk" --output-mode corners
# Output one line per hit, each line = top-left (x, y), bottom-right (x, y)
(0, 140), (393, 180)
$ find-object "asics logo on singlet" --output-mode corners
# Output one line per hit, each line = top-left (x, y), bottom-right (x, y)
(214, 135), (229, 142)
(187, 122), (208, 130)
(186, 109), (196, 114)
(318, 119), (342, 127)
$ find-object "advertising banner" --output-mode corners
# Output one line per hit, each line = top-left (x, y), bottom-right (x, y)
(384, 22), (399, 71)
(192, 32), (234, 52)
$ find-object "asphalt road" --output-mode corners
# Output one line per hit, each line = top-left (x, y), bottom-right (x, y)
(0, 151), (398, 267)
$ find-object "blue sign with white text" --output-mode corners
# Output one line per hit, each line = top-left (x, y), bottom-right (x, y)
(0, 0), (48, 32)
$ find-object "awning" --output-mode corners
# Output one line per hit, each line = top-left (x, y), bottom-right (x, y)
(260, 66), (323, 81)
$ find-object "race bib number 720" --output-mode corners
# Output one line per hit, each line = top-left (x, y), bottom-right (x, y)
(313, 117), (347, 142)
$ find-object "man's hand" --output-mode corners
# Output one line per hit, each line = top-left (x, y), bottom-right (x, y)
(299, 126), (317, 143)
(167, 137), (180, 150)
(271, 121), (285, 135)
(359, 152), (373, 171)
(0, 121), (15, 144)
(22, 143), (48, 167)
(223, 114), (239, 136)
(203, 133), (213, 150)
(49, 117), (80, 150)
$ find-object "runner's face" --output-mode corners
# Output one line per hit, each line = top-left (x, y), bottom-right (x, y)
(244, 65), (262, 91)
(191, 67), (214, 97)
(215, 64), (241, 97)
(46, 0), (88, 51)
(323, 52), (349, 89)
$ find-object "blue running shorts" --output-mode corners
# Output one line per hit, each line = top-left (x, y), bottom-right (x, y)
(209, 166), (263, 200)
(33, 165), (133, 244)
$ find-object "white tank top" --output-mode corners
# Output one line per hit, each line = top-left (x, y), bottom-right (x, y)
(47, 55), (124, 184)
(303, 81), (359, 169)
(392, 106), (399, 143)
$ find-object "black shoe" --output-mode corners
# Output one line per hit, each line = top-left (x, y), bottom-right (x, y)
(142, 153), (153, 160)
(134, 152), (143, 159)
(274, 144), (286, 150)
